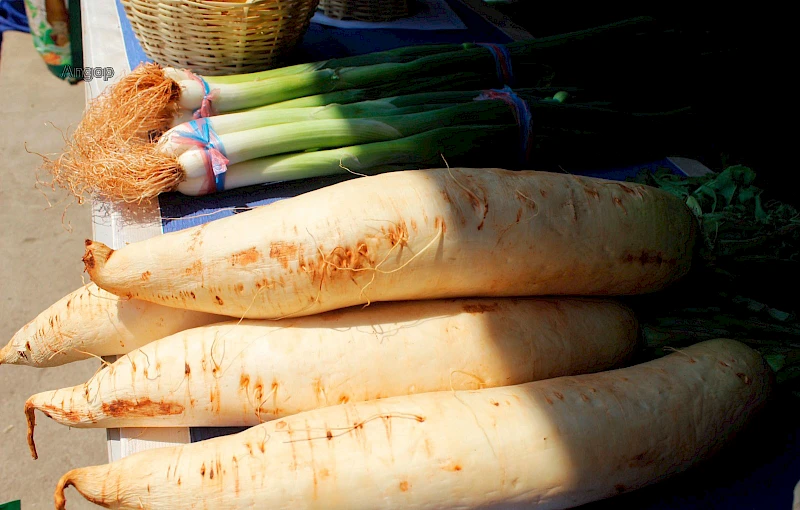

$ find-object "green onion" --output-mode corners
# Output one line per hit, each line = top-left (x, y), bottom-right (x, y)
(174, 15), (656, 88)
(176, 125), (519, 195)
(175, 17), (666, 112)
(172, 100), (517, 179)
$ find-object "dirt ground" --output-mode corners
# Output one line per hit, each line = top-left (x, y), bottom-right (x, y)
(0, 31), (106, 509)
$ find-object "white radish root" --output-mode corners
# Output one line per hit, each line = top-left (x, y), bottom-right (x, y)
(83, 168), (697, 319)
(26, 297), (639, 458)
(0, 283), (226, 368)
(54, 338), (771, 510)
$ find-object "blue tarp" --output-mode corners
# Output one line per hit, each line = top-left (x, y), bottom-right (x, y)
(0, 0), (29, 37)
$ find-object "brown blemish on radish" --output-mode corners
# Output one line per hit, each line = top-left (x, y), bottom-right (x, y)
(463, 302), (498, 314)
(616, 183), (639, 196)
(410, 219), (418, 232)
(545, 397), (554, 405)
(141, 271), (151, 281)
(424, 438), (434, 458)
(737, 373), (751, 384)
(184, 363), (191, 376)
(253, 379), (264, 401)
(185, 260), (202, 276)
(326, 242), (373, 274)
(554, 392), (564, 400)
(440, 189), (452, 203)
(539, 189), (547, 198)
(612, 197), (627, 214)
(239, 374), (250, 390)
(187, 224), (207, 253)
(434, 217), (447, 234)
(269, 242), (298, 269)
(312, 378), (325, 404)
(443, 462), (463, 472)
(399, 481), (410, 492)
(254, 278), (272, 290)
(101, 398), (184, 417)
(230, 247), (261, 267)
(319, 468), (330, 479)
(200, 464), (206, 476)
(338, 395), (350, 404)
(215, 295), (224, 305)
(628, 451), (657, 468)
(381, 414), (394, 442)
(210, 384), (222, 413)
(584, 187), (600, 199)
(275, 421), (287, 430)
(235, 283), (245, 293)
(476, 194), (490, 230)
(622, 251), (673, 266)
(326, 430), (333, 440)
(386, 221), (409, 247)
(270, 380), (280, 405)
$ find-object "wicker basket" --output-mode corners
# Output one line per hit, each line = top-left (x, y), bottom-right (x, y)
(318, 0), (409, 22)
(120, 0), (321, 76)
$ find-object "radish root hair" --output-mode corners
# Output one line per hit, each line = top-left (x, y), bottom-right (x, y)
(54, 470), (76, 510)
(37, 63), (184, 203)
(282, 412), (426, 443)
(25, 401), (38, 459)
(449, 370), (487, 392)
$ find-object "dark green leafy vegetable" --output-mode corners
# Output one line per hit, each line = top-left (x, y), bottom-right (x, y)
(624, 166), (800, 393)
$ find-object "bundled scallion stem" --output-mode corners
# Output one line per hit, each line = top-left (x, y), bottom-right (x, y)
(88, 99), (519, 201)
(177, 125), (519, 195)
(47, 83), (695, 202)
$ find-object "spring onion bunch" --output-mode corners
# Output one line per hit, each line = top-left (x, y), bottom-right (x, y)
(43, 15), (711, 202)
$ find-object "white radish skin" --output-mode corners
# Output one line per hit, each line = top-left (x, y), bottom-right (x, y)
(0, 283), (225, 368)
(54, 338), (772, 510)
(25, 297), (638, 452)
(83, 168), (697, 319)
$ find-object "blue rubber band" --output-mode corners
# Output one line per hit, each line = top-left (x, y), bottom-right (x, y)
(173, 119), (229, 193)
(188, 73), (217, 119)
(475, 86), (533, 165)
(476, 43), (514, 87)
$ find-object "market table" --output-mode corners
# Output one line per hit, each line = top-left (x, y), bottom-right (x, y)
(80, 1), (799, 508)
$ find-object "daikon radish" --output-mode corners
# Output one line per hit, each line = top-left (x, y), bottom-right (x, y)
(54, 338), (772, 510)
(83, 168), (697, 319)
(26, 297), (638, 458)
(0, 283), (225, 368)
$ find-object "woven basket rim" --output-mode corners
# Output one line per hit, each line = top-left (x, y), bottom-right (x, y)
(121, 0), (321, 74)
